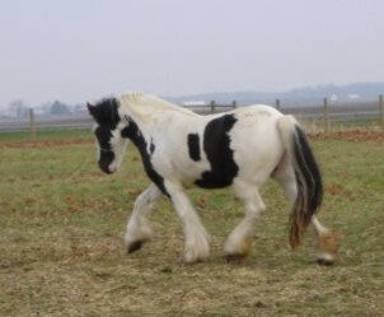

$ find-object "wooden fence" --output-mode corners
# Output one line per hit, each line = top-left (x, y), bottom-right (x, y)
(1, 95), (383, 136)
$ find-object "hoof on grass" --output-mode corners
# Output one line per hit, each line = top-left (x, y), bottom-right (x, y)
(224, 253), (247, 264)
(184, 257), (204, 264)
(127, 240), (145, 254)
(316, 257), (335, 266)
(184, 251), (209, 264)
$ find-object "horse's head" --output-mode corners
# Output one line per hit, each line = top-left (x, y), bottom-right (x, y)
(87, 98), (128, 174)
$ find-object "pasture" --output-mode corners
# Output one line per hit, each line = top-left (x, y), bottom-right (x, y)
(0, 129), (383, 316)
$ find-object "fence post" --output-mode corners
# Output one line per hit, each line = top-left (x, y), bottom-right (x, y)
(232, 100), (237, 109)
(210, 100), (216, 113)
(379, 94), (384, 129)
(323, 97), (330, 133)
(29, 108), (36, 139)
(275, 98), (280, 110)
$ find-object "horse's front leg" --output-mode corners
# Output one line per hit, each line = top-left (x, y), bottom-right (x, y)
(164, 181), (210, 263)
(125, 183), (162, 253)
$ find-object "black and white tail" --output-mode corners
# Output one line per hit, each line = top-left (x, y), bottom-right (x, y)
(277, 115), (323, 248)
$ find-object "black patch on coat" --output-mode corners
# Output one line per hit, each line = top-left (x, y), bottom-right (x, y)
(121, 120), (169, 197)
(187, 133), (201, 161)
(195, 114), (239, 188)
(87, 98), (120, 174)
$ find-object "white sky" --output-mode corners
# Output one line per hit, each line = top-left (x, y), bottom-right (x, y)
(0, 0), (383, 107)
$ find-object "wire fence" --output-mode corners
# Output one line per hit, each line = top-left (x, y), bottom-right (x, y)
(1, 95), (383, 135)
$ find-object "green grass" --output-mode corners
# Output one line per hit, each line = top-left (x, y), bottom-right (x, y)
(0, 130), (383, 316)
(0, 128), (91, 142)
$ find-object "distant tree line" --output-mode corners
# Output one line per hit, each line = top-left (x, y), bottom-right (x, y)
(6, 99), (83, 118)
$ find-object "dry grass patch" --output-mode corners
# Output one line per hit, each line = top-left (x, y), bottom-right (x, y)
(0, 130), (383, 316)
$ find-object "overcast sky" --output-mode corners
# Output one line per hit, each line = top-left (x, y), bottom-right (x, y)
(0, 0), (383, 107)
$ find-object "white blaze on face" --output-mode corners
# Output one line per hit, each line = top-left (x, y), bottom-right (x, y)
(92, 122), (128, 174)
(108, 127), (128, 173)
(92, 123), (101, 161)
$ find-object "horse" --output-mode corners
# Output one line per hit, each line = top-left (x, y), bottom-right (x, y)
(87, 93), (339, 265)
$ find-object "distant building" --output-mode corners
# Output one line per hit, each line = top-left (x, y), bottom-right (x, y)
(330, 94), (338, 102)
(182, 100), (207, 107)
(348, 94), (360, 100)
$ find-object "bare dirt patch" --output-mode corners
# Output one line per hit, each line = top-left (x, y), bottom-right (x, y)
(309, 129), (384, 143)
(325, 184), (356, 201)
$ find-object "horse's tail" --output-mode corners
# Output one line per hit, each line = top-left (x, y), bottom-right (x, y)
(277, 115), (323, 249)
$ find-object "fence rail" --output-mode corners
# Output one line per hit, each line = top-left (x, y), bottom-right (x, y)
(1, 96), (383, 133)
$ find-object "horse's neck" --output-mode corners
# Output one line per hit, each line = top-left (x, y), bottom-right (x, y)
(119, 94), (196, 128)
(119, 106), (160, 145)
(121, 117), (147, 148)
(120, 106), (158, 140)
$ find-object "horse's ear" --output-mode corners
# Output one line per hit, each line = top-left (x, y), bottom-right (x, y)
(87, 103), (97, 117)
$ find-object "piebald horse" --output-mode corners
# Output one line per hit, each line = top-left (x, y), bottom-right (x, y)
(87, 93), (339, 264)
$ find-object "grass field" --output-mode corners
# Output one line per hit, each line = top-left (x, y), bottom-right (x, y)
(0, 129), (383, 316)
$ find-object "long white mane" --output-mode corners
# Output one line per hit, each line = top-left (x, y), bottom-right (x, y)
(119, 93), (197, 118)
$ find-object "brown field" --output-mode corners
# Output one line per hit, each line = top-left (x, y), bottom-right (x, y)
(0, 129), (383, 316)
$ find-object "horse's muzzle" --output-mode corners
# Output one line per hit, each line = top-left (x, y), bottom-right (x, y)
(98, 161), (113, 174)
(98, 151), (115, 174)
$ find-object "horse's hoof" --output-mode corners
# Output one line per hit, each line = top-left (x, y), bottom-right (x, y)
(127, 240), (144, 254)
(184, 257), (203, 264)
(184, 251), (209, 264)
(316, 257), (335, 266)
(224, 254), (247, 263)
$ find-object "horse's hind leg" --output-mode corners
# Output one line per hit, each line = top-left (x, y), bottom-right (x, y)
(273, 159), (339, 265)
(311, 216), (340, 265)
(124, 183), (162, 253)
(224, 181), (266, 260)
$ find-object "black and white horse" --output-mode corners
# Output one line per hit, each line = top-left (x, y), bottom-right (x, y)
(87, 93), (339, 264)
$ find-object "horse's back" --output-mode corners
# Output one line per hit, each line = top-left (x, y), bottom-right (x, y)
(152, 104), (286, 188)
(229, 105), (285, 185)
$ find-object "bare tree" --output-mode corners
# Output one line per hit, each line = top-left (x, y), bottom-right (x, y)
(8, 99), (29, 119)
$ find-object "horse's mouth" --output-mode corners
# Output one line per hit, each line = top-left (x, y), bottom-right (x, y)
(98, 161), (115, 174)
